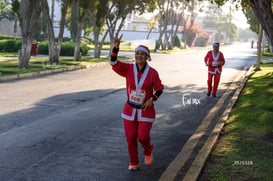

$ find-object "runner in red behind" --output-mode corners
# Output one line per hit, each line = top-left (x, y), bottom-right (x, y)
(204, 42), (225, 97)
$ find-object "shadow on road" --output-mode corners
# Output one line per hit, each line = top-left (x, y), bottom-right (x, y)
(0, 83), (236, 180)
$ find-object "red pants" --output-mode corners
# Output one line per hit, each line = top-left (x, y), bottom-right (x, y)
(123, 114), (153, 165)
(207, 73), (221, 95)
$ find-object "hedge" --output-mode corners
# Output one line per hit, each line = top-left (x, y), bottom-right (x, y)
(0, 39), (90, 56)
(0, 35), (19, 40)
(0, 39), (22, 52)
(38, 41), (89, 56)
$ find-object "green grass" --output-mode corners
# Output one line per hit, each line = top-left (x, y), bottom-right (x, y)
(0, 52), (18, 57)
(0, 42), (187, 77)
(263, 52), (273, 57)
(0, 56), (110, 77)
(201, 62), (273, 180)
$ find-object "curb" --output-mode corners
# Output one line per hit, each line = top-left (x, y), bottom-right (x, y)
(182, 65), (255, 180)
(0, 62), (108, 82)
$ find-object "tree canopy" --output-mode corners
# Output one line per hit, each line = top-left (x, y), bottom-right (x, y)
(1, 0), (272, 69)
(210, 0), (273, 51)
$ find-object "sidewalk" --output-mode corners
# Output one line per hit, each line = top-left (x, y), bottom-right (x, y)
(0, 57), (17, 61)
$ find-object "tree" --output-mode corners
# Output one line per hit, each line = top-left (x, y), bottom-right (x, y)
(0, 0), (18, 37)
(156, 0), (203, 50)
(73, 0), (97, 61)
(242, 6), (259, 34)
(247, 0), (273, 52)
(70, 0), (78, 41)
(157, 0), (185, 50)
(11, 0), (43, 69)
(87, 0), (157, 58)
(0, 0), (14, 21)
(182, 0), (203, 48)
(210, 0), (273, 52)
(256, 24), (263, 70)
(146, 21), (156, 40)
(216, 7), (238, 43)
(34, 10), (48, 41)
(72, 0), (81, 61)
(43, 0), (70, 64)
(91, 0), (108, 59)
(105, 0), (157, 54)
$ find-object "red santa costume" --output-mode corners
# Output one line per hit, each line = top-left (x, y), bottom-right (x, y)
(204, 42), (225, 97)
(110, 45), (164, 170)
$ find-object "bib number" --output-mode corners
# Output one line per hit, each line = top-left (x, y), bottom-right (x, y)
(129, 90), (146, 108)
(212, 61), (218, 67)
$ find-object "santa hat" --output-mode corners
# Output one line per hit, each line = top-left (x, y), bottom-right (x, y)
(135, 45), (152, 61)
(213, 42), (220, 47)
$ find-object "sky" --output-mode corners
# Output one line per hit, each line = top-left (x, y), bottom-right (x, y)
(141, 2), (250, 30)
(230, 10), (249, 29)
(220, 2), (249, 29)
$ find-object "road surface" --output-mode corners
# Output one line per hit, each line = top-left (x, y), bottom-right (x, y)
(0, 42), (257, 180)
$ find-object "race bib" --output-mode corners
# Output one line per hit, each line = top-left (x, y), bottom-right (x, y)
(129, 90), (146, 107)
(212, 61), (218, 67)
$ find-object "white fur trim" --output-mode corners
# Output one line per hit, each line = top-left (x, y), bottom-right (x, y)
(135, 46), (149, 55)
(121, 109), (136, 121)
(110, 60), (118, 65)
(138, 110), (155, 122)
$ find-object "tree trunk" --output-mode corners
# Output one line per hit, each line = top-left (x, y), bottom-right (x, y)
(13, 19), (17, 37)
(107, 15), (125, 57)
(93, 27), (101, 59)
(74, 21), (83, 61)
(256, 24), (263, 71)
(146, 27), (153, 40)
(265, 34), (273, 53)
(157, 0), (170, 50)
(18, 37), (32, 69)
(249, 0), (273, 52)
(51, 0), (55, 21)
(43, 0), (58, 64)
(73, 0), (86, 62)
(48, 41), (59, 64)
(56, 0), (69, 60)
(43, 0), (68, 64)
(15, 0), (42, 69)
(183, 16), (190, 49)
(71, 1), (79, 42)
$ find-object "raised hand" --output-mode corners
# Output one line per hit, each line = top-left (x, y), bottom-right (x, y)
(114, 33), (123, 48)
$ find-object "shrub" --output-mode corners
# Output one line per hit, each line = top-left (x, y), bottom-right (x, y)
(194, 37), (209, 47)
(38, 40), (89, 56)
(0, 39), (89, 56)
(15, 40), (22, 51)
(0, 40), (7, 51)
(0, 35), (18, 40)
(174, 35), (181, 48)
(0, 39), (21, 52)
(60, 41), (75, 56)
(37, 40), (49, 55)
(80, 43), (89, 56)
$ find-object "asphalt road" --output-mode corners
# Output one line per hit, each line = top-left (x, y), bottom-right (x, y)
(0, 42), (257, 180)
